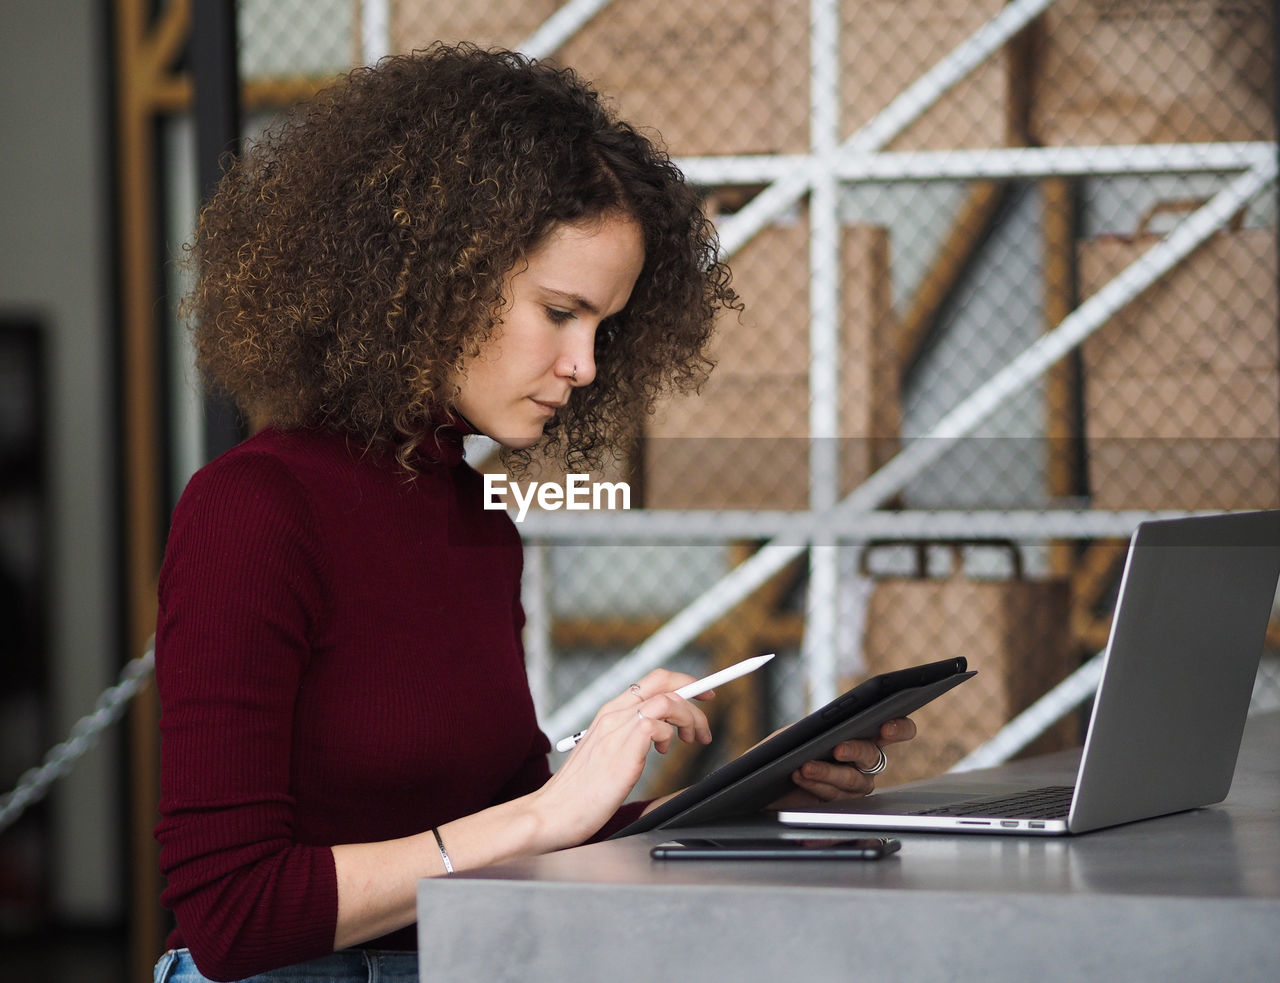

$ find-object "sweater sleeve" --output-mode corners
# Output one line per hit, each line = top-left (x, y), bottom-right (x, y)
(154, 453), (338, 982)
(489, 572), (649, 842)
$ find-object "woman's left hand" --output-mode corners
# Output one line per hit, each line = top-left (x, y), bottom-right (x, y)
(771, 717), (918, 808)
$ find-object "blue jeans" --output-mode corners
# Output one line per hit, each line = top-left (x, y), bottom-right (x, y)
(153, 948), (419, 983)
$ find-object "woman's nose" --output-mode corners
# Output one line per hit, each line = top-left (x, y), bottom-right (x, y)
(563, 333), (597, 387)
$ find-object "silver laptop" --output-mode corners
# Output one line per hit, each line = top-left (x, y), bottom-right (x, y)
(779, 510), (1280, 836)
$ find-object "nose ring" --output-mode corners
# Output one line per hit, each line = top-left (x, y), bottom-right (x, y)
(571, 364), (578, 382)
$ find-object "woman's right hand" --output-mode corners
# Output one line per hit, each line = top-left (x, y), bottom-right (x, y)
(334, 670), (712, 948)
(525, 668), (714, 850)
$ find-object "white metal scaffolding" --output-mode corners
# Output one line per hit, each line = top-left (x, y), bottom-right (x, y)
(503, 0), (1278, 761)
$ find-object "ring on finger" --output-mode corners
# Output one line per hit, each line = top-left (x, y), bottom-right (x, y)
(629, 683), (644, 700)
(854, 745), (888, 776)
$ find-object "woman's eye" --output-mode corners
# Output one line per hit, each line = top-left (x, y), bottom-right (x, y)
(545, 307), (575, 324)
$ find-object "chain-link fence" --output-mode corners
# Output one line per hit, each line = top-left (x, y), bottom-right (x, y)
(210, 0), (1280, 794)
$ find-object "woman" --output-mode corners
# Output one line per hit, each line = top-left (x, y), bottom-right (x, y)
(154, 44), (915, 983)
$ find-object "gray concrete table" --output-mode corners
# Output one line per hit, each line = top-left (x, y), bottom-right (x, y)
(418, 711), (1280, 982)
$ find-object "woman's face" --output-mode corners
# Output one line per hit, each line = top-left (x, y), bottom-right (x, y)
(451, 213), (645, 449)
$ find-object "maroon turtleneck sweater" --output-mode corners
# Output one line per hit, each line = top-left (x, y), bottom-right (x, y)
(154, 426), (643, 981)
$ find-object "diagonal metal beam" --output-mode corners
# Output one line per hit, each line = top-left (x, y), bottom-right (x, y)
(833, 160), (1277, 517)
(952, 651), (1107, 771)
(541, 158), (1277, 738)
(520, 0), (619, 60)
(714, 0), (1059, 260)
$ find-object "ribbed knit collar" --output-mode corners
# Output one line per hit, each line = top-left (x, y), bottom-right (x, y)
(416, 411), (474, 468)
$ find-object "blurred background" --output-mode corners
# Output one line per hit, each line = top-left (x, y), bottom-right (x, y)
(1, 1), (1276, 979)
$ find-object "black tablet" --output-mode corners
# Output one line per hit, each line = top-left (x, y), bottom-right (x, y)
(610, 656), (974, 838)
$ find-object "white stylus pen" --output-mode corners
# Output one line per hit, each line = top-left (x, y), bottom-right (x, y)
(554, 653), (775, 752)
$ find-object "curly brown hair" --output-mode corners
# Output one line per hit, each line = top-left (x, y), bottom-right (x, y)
(185, 42), (736, 470)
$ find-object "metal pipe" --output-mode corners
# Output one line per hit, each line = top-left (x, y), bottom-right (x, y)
(520, 0), (617, 61)
(846, 0), (1056, 153)
(806, 0), (843, 706)
(516, 508), (1226, 543)
(359, 0), (390, 67)
(674, 143), (1275, 187)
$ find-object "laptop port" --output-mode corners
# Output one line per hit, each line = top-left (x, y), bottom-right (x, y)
(1000, 821), (1019, 828)
(1029, 821), (1046, 829)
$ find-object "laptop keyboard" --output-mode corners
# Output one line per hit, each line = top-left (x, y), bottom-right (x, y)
(912, 785), (1075, 820)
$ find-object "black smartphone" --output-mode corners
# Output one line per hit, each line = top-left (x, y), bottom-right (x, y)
(650, 835), (901, 861)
